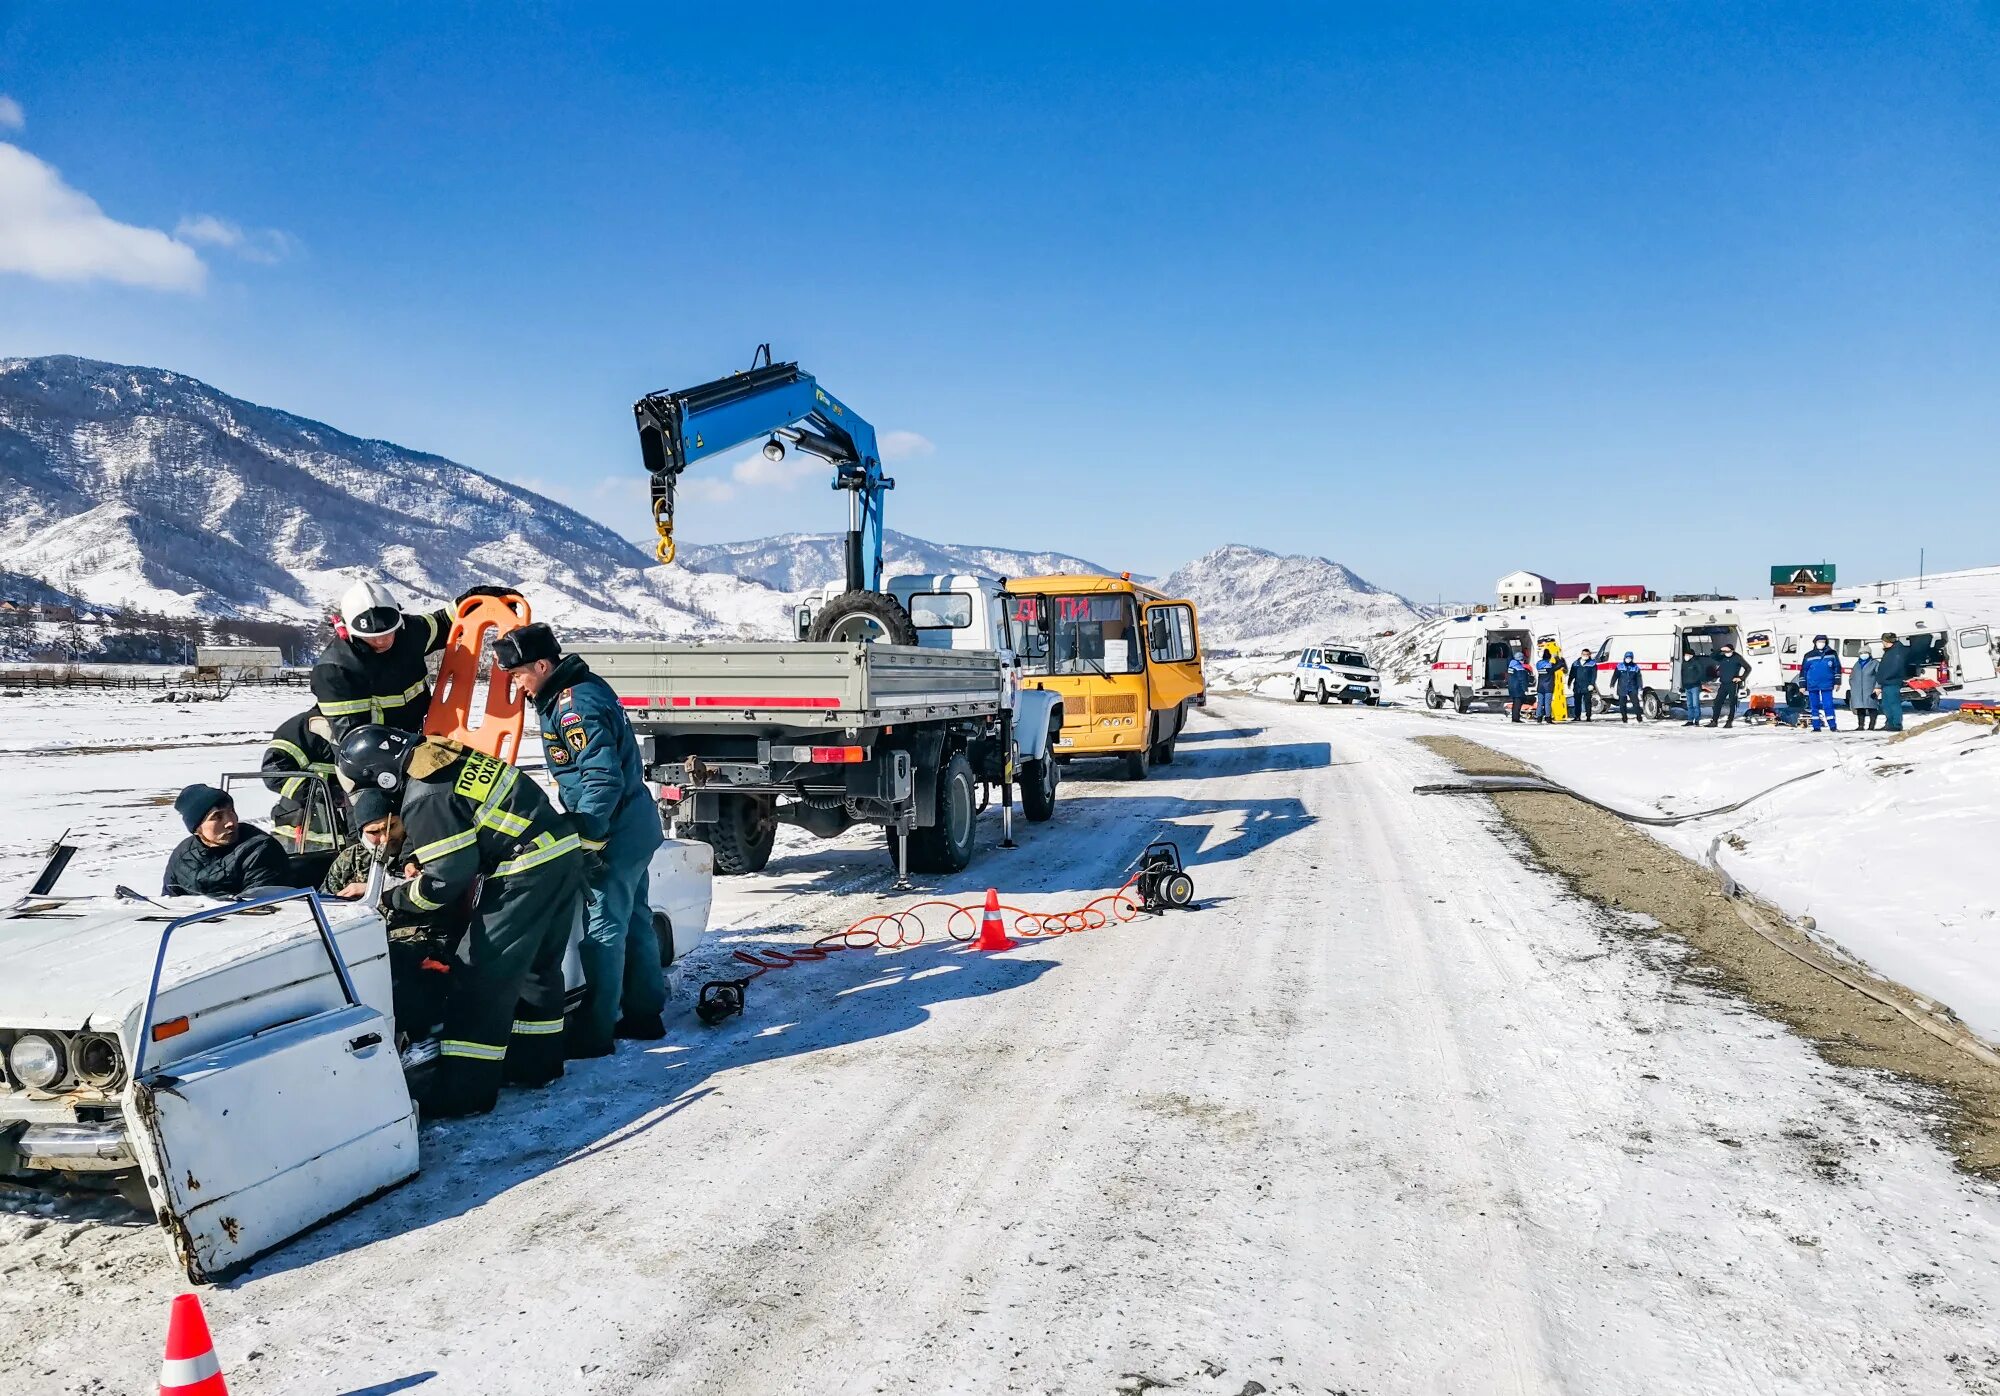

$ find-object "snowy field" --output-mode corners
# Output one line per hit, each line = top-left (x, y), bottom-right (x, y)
(6, 691), (2000, 1392)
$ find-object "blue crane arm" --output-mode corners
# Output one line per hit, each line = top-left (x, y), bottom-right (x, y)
(634, 356), (893, 592)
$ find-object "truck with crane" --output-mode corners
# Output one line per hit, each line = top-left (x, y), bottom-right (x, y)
(576, 350), (1064, 879)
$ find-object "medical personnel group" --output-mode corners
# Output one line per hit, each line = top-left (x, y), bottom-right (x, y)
(1500, 632), (1918, 733)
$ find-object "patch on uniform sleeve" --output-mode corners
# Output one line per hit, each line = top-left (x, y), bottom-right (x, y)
(549, 742), (572, 765)
(559, 711), (582, 726)
(565, 725), (589, 753)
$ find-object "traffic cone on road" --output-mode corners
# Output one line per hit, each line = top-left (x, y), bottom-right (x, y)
(970, 888), (1016, 952)
(159, 1292), (228, 1395)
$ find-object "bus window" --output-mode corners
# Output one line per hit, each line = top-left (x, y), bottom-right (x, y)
(1148, 604), (1196, 666)
(1008, 595), (1050, 663)
(909, 592), (972, 629)
(1024, 594), (1144, 675)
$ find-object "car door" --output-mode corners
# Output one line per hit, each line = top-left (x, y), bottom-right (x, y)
(126, 892), (418, 1283)
(1955, 625), (1996, 683)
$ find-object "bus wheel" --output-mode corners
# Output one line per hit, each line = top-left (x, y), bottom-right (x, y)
(1424, 684), (1445, 710)
(1154, 735), (1177, 765)
(1124, 742), (1151, 781)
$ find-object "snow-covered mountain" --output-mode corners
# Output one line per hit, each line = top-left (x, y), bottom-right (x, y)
(1, 359), (1418, 658)
(1157, 544), (1424, 653)
(0, 355), (792, 639)
(679, 530), (1110, 592)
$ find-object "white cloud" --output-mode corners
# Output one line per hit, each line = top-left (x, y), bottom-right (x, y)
(880, 429), (934, 462)
(731, 450), (823, 489)
(175, 213), (297, 264)
(0, 142), (205, 291)
(0, 96), (23, 132)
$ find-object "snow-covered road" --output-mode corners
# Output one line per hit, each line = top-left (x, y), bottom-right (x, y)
(7, 694), (2000, 1394)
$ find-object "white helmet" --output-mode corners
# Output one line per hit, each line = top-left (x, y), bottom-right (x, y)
(340, 580), (404, 638)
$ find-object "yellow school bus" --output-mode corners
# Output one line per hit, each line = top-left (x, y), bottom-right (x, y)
(1007, 574), (1205, 779)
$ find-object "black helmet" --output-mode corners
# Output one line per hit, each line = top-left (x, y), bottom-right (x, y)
(336, 725), (421, 794)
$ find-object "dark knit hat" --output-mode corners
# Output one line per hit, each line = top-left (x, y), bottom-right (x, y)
(174, 784), (231, 833)
(492, 622), (560, 670)
(349, 786), (398, 829)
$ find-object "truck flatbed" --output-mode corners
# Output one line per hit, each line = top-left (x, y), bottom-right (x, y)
(575, 642), (1005, 732)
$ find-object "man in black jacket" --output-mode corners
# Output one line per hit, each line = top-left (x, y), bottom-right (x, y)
(1570, 648), (1599, 722)
(1705, 644), (1751, 728)
(162, 785), (296, 898)
(1874, 632), (1913, 732)
(1677, 649), (1707, 726)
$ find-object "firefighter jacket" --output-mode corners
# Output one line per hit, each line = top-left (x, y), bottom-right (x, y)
(262, 710), (345, 852)
(311, 608), (451, 739)
(530, 655), (664, 863)
(391, 738), (579, 919)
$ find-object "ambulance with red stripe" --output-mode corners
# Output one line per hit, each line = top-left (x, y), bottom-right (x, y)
(1759, 605), (1996, 711)
(1424, 613), (1536, 713)
(1564, 607), (1744, 719)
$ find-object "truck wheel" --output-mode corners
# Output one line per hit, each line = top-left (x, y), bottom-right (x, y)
(909, 752), (977, 873)
(807, 590), (919, 645)
(709, 795), (776, 875)
(1021, 728), (1060, 822)
(1424, 684), (1445, 710)
(1641, 690), (1664, 720)
(654, 911), (676, 968)
(1021, 754), (1058, 822)
(1454, 687), (1472, 714)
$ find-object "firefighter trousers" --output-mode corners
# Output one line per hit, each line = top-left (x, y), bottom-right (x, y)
(432, 849), (584, 1112)
(573, 856), (665, 1055)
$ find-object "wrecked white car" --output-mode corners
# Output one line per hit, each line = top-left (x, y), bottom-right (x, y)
(0, 770), (713, 1282)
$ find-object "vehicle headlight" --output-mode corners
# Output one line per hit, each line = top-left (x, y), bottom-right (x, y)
(71, 1033), (126, 1091)
(9, 1033), (66, 1090)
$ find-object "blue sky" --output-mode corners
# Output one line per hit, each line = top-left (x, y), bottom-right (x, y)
(3, 4), (1995, 601)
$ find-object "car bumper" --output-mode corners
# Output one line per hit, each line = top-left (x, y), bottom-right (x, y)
(4, 1119), (134, 1173)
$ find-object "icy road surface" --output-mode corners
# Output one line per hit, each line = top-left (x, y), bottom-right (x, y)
(6, 694), (2000, 1394)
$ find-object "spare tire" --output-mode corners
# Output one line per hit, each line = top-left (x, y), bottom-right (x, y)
(807, 590), (918, 645)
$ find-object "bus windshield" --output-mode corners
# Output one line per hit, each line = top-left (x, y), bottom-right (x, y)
(1023, 593), (1144, 676)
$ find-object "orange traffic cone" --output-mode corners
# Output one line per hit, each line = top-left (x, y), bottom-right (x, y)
(971, 888), (1016, 952)
(159, 1292), (228, 1395)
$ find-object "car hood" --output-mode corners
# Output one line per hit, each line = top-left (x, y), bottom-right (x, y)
(0, 895), (375, 1031)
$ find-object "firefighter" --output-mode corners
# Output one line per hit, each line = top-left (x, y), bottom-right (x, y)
(493, 623), (666, 1056)
(312, 580), (518, 741)
(262, 709), (346, 856)
(322, 786), (461, 1050)
(335, 723), (583, 1117)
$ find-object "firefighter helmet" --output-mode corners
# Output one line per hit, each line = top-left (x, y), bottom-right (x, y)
(335, 725), (421, 794)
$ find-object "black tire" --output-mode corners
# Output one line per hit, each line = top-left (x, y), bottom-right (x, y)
(908, 752), (978, 873)
(1154, 736), (1177, 765)
(807, 590), (918, 645)
(653, 911), (676, 968)
(1316, 682), (1330, 705)
(1162, 871), (1195, 908)
(708, 794), (776, 875)
(1021, 741), (1059, 823)
(1454, 688), (1472, 714)
(1424, 684), (1445, 710)
(1123, 741), (1151, 780)
(1293, 683), (1306, 703)
(1366, 696), (1380, 707)
(1913, 691), (1938, 712)
(1641, 690), (1664, 720)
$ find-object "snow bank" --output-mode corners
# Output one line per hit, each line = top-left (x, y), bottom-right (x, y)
(1443, 711), (2000, 1042)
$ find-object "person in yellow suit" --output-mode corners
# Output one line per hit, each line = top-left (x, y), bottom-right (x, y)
(1546, 641), (1571, 722)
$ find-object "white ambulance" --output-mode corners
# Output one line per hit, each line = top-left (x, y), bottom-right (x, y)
(1762, 605), (1995, 710)
(1423, 613), (1536, 713)
(1561, 607), (1744, 719)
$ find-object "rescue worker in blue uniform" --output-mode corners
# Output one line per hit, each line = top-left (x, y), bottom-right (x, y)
(1799, 633), (1844, 733)
(493, 623), (667, 1056)
(335, 723), (583, 1117)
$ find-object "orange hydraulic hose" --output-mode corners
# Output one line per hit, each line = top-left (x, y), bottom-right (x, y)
(726, 874), (1149, 981)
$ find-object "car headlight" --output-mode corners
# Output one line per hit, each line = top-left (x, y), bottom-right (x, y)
(9, 1033), (66, 1090)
